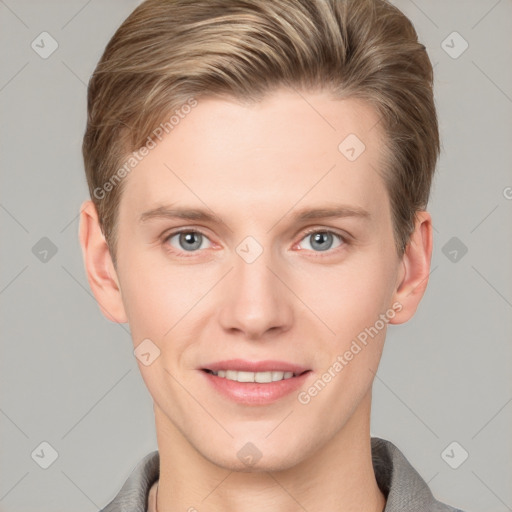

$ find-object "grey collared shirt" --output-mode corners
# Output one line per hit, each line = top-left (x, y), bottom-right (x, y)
(100, 437), (466, 512)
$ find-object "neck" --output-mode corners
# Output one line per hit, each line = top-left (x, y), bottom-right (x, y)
(154, 390), (385, 512)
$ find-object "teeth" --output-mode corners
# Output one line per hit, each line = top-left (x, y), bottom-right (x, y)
(211, 370), (295, 382)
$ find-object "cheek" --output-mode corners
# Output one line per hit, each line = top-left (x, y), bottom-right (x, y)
(121, 279), (168, 338)
(297, 255), (395, 343)
(298, 260), (393, 415)
(117, 257), (182, 340)
(118, 253), (219, 344)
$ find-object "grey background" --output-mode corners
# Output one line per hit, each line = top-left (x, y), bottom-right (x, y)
(0, 1), (511, 511)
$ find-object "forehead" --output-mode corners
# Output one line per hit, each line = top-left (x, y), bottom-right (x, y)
(119, 88), (389, 225)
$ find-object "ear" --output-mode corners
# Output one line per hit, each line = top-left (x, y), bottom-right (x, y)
(78, 200), (128, 323)
(388, 210), (433, 325)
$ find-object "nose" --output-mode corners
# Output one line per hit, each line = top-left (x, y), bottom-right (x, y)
(217, 247), (294, 340)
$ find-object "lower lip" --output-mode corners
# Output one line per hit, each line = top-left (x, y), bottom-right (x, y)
(200, 370), (312, 405)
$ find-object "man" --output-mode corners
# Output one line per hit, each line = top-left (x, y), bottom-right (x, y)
(79, 0), (466, 510)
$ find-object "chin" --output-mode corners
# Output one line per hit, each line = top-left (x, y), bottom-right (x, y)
(212, 453), (300, 473)
(199, 437), (311, 474)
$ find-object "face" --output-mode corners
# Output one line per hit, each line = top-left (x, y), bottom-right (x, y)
(103, 88), (409, 471)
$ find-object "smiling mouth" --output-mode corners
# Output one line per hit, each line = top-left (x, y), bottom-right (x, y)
(202, 369), (310, 383)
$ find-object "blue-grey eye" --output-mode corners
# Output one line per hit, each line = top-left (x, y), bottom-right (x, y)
(167, 231), (211, 252)
(301, 231), (343, 252)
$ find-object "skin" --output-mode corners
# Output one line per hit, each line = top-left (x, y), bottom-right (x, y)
(79, 87), (432, 512)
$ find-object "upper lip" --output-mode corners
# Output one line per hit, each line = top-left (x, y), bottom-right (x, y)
(201, 359), (310, 374)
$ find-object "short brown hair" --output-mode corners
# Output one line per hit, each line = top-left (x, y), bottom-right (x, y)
(82, 0), (439, 267)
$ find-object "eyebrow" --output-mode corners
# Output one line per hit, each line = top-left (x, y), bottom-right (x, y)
(139, 204), (371, 225)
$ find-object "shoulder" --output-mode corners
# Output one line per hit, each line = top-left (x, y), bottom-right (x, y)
(99, 450), (160, 512)
(371, 437), (468, 512)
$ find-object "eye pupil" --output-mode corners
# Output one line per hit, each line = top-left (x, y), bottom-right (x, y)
(180, 232), (202, 251)
(310, 232), (333, 252)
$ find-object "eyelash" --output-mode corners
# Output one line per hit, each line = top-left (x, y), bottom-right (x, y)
(161, 227), (349, 258)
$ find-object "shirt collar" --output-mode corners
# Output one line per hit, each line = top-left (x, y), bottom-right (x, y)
(100, 437), (462, 512)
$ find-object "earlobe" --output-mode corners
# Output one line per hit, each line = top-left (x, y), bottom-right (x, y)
(78, 200), (128, 323)
(388, 211), (433, 325)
